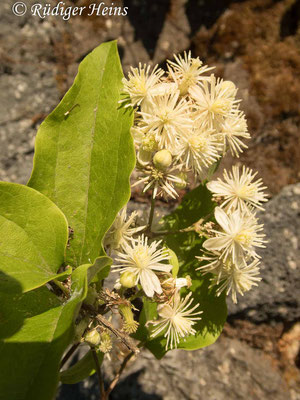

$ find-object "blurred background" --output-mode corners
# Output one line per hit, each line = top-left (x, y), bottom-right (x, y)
(0, 0), (299, 399)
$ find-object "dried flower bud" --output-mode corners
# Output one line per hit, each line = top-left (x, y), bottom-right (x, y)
(84, 329), (101, 347)
(120, 271), (136, 288)
(153, 150), (172, 170)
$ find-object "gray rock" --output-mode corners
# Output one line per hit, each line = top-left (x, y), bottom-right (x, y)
(58, 336), (291, 400)
(228, 184), (300, 323)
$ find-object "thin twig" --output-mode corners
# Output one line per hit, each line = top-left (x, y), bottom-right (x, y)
(60, 343), (80, 369)
(95, 314), (140, 354)
(91, 347), (106, 400)
(53, 279), (70, 296)
(106, 352), (135, 397)
(147, 190), (156, 232)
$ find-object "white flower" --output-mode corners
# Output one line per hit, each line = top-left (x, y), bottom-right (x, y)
(203, 207), (266, 263)
(214, 258), (261, 303)
(220, 111), (250, 157)
(121, 63), (164, 107)
(138, 91), (193, 151)
(189, 75), (239, 129)
(104, 207), (145, 251)
(132, 165), (184, 199)
(207, 166), (268, 212)
(113, 235), (172, 297)
(197, 253), (261, 303)
(150, 292), (202, 350)
(167, 51), (213, 95)
(175, 126), (221, 175)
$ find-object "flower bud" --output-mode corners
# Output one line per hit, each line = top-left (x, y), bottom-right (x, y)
(175, 275), (192, 289)
(84, 329), (101, 347)
(137, 148), (152, 166)
(174, 172), (187, 189)
(153, 150), (172, 170)
(120, 271), (136, 288)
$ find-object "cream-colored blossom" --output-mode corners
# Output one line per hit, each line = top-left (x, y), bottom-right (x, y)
(220, 111), (250, 157)
(138, 91), (193, 151)
(175, 126), (221, 175)
(132, 165), (184, 199)
(203, 207), (266, 263)
(150, 292), (202, 349)
(207, 166), (268, 212)
(197, 254), (261, 303)
(104, 207), (145, 251)
(113, 235), (172, 297)
(189, 75), (239, 128)
(121, 63), (164, 107)
(167, 51), (213, 95)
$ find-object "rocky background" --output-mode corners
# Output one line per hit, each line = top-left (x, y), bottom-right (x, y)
(0, 0), (299, 399)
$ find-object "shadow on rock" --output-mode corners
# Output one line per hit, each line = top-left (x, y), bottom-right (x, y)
(123, 0), (171, 57)
(58, 369), (162, 400)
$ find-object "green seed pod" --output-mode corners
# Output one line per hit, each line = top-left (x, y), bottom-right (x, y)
(153, 150), (172, 170)
(120, 271), (136, 288)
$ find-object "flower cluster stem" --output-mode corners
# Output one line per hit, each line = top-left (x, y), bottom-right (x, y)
(147, 190), (156, 232)
(91, 347), (106, 400)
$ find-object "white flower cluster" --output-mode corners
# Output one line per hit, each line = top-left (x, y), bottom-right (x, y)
(104, 52), (268, 351)
(122, 52), (250, 199)
(105, 207), (201, 350)
(198, 165), (268, 303)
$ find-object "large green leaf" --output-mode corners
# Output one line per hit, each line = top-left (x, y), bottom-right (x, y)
(28, 40), (135, 267)
(60, 349), (104, 384)
(0, 256), (111, 400)
(0, 182), (68, 292)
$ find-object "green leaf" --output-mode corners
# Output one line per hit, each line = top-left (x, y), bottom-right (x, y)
(0, 182), (68, 293)
(28, 41), (135, 267)
(163, 183), (216, 231)
(60, 349), (104, 384)
(0, 256), (111, 400)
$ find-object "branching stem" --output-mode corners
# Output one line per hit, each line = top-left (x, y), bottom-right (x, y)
(91, 347), (106, 400)
(106, 351), (135, 397)
(147, 190), (156, 232)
